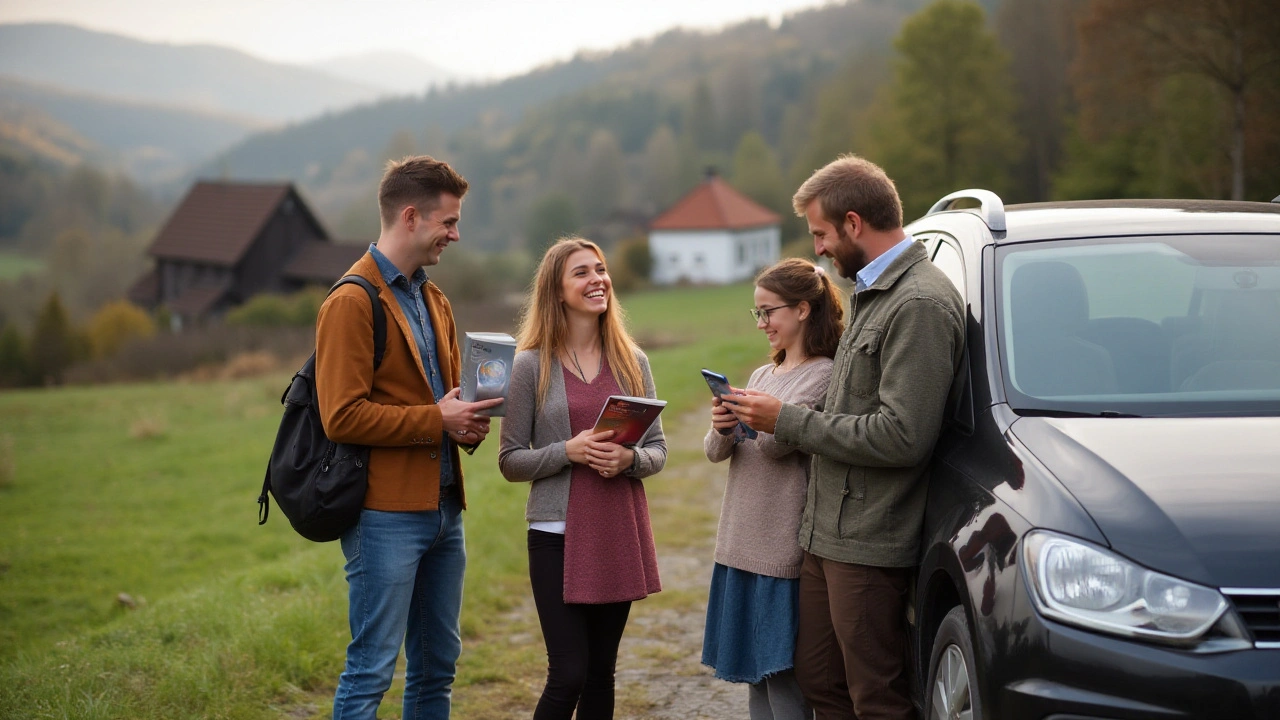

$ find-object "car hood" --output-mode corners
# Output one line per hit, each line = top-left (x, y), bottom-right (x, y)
(1010, 416), (1280, 589)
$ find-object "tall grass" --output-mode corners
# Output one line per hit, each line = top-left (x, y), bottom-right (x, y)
(0, 281), (770, 718)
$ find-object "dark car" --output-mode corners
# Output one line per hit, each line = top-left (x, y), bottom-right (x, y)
(903, 192), (1280, 720)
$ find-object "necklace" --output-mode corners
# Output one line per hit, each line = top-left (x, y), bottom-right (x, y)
(569, 345), (602, 383)
(777, 354), (811, 374)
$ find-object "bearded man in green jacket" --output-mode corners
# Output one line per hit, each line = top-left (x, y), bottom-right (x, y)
(722, 155), (965, 720)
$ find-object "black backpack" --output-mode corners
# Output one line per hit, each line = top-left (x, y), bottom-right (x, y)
(257, 276), (386, 542)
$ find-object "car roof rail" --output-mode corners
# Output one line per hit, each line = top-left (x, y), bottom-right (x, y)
(926, 189), (1006, 232)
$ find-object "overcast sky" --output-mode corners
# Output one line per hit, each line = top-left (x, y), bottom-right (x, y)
(0, 0), (834, 79)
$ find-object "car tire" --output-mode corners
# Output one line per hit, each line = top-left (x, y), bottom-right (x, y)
(925, 605), (984, 720)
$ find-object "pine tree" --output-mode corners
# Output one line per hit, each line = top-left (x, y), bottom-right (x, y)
(28, 292), (77, 385)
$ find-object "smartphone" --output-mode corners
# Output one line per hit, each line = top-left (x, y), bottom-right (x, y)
(701, 369), (733, 399)
(700, 369), (757, 439)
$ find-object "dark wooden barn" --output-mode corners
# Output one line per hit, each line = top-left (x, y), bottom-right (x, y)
(128, 181), (366, 327)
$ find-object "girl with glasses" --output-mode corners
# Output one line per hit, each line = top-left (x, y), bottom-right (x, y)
(702, 258), (844, 720)
(499, 237), (667, 720)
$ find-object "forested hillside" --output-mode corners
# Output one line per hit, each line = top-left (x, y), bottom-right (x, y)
(208, 0), (928, 246)
(208, 0), (1280, 254)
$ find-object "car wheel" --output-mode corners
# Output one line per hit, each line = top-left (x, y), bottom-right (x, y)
(926, 605), (983, 720)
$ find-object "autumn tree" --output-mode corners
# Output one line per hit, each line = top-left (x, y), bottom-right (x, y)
(525, 193), (581, 258)
(732, 132), (788, 217)
(581, 130), (624, 224)
(87, 300), (156, 358)
(996, 0), (1088, 201)
(643, 125), (683, 212)
(1069, 0), (1280, 200)
(866, 0), (1023, 218)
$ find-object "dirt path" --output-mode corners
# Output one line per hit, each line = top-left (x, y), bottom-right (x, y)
(612, 411), (749, 719)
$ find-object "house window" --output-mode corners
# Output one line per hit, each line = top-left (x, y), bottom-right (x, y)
(737, 242), (745, 264)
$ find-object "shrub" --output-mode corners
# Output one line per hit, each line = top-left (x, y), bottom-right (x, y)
(87, 300), (155, 359)
(225, 293), (295, 327)
(610, 236), (652, 293)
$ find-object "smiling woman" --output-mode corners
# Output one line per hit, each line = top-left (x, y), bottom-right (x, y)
(500, 236), (668, 720)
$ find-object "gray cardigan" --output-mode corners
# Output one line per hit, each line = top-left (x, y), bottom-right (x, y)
(498, 349), (667, 522)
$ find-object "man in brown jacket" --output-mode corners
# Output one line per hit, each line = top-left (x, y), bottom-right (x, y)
(318, 156), (501, 720)
(724, 155), (965, 719)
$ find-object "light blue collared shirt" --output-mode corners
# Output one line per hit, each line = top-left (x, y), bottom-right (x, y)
(855, 236), (917, 292)
(368, 243), (456, 487)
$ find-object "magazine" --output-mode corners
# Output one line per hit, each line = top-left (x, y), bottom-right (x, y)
(460, 332), (517, 417)
(591, 395), (667, 446)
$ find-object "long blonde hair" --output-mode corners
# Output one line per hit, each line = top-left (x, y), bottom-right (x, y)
(516, 237), (644, 408)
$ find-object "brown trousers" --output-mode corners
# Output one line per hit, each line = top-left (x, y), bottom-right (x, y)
(794, 552), (915, 720)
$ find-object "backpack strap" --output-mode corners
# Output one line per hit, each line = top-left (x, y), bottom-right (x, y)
(259, 275), (388, 527)
(330, 275), (386, 370)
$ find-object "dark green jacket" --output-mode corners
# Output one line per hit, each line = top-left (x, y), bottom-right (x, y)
(774, 241), (964, 566)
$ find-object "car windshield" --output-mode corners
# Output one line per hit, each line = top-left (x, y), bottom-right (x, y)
(997, 234), (1280, 417)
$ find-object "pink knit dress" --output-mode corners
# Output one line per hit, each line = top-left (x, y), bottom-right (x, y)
(561, 358), (662, 604)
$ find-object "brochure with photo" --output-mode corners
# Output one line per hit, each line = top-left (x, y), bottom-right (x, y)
(460, 332), (517, 417)
(591, 395), (667, 446)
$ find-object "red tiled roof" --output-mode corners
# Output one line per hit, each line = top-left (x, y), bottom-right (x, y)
(283, 242), (369, 285)
(147, 182), (294, 266)
(650, 176), (781, 231)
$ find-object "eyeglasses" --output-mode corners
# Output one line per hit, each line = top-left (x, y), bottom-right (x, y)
(749, 304), (797, 324)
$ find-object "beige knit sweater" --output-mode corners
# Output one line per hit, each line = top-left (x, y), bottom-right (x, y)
(703, 357), (833, 579)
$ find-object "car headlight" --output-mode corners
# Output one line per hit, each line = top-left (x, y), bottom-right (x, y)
(1023, 531), (1232, 645)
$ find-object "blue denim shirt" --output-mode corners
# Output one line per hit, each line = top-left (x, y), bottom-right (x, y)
(856, 236), (917, 293)
(369, 244), (455, 487)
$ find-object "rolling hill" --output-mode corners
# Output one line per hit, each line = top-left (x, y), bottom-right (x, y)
(0, 22), (385, 123)
(0, 76), (266, 182)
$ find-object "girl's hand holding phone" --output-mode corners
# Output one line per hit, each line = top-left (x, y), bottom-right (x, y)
(711, 399), (740, 432)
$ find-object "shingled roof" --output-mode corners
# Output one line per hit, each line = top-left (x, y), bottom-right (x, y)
(650, 175), (781, 231)
(147, 182), (311, 265)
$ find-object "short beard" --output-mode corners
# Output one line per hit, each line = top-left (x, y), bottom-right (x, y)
(831, 225), (869, 280)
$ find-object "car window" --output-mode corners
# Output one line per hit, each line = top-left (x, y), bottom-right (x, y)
(931, 238), (966, 301)
(996, 235), (1280, 416)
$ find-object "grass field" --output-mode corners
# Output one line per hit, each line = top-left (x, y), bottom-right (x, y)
(0, 250), (44, 281)
(0, 281), (773, 719)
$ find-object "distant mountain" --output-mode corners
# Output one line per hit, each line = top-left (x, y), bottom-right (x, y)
(198, 0), (926, 249)
(0, 76), (266, 183)
(0, 99), (97, 168)
(0, 23), (383, 123)
(208, 0), (919, 185)
(309, 51), (467, 96)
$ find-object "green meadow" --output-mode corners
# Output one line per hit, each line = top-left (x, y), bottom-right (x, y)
(0, 251), (45, 281)
(0, 282), (772, 719)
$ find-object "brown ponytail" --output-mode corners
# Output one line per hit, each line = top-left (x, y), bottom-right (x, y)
(755, 258), (845, 365)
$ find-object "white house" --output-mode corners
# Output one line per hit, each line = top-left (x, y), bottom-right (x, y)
(648, 173), (781, 285)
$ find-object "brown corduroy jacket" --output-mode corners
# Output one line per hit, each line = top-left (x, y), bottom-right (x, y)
(315, 251), (466, 512)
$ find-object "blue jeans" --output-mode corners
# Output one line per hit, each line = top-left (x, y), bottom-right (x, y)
(332, 495), (466, 720)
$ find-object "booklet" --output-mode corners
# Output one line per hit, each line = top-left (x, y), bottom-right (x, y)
(591, 395), (667, 446)
(460, 332), (517, 417)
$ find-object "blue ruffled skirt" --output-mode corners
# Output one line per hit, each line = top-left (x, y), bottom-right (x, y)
(701, 562), (800, 683)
